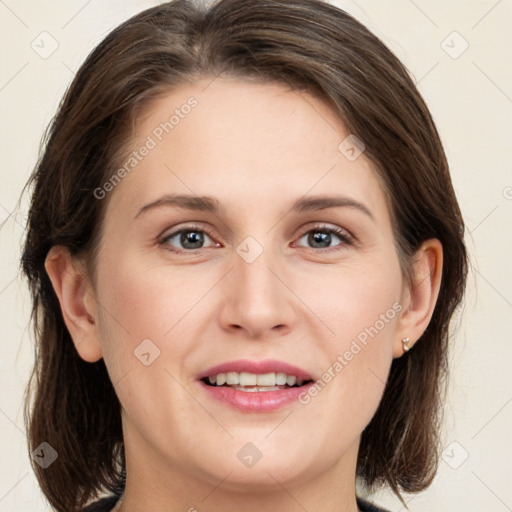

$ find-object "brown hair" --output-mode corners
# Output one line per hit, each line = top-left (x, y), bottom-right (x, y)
(20, 0), (467, 510)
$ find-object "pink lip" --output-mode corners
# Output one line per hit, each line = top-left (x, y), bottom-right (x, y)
(198, 380), (315, 412)
(196, 359), (314, 381)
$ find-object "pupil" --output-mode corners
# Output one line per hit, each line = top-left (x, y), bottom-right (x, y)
(310, 231), (330, 248)
(181, 231), (203, 249)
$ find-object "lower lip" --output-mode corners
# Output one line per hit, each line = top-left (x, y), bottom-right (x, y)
(198, 381), (314, 412)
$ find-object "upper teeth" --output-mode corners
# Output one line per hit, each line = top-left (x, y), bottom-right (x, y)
(208, 372), (305, 387)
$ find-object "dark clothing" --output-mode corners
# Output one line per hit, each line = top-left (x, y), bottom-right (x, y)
(358, 497), (390, 511)
(81, 494), (120, 511)
(82, 494), (389, 511)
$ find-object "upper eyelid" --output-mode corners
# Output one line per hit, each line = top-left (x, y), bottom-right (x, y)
(161, 224), (216, 240)
(294, 225), (353, 247)
(160, 223), (353, 249)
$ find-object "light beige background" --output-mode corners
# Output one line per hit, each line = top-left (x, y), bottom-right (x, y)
(1, 1), (511, 510)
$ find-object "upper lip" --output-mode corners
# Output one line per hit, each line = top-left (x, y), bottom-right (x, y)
(197, 359), (314, 381)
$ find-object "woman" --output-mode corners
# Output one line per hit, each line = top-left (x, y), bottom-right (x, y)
(21, 0), (467, 511)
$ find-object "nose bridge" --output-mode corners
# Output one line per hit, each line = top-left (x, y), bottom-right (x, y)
(235, 235), (281, 308)
(221, 234), (292, 335)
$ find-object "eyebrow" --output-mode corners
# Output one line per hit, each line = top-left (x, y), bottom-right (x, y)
(134, 193), (374, 221)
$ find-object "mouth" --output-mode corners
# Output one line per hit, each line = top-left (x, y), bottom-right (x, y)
(201, 371), (314, 392)
(196, 360), (316, 411)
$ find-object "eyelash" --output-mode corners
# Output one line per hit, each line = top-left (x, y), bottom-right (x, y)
(158, 223), (354, 254)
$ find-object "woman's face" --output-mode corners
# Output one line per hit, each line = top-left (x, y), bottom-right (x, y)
(90, 77), (408, 490)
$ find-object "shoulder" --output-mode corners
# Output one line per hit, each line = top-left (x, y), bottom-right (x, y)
(80, 494), (121, 512)
(357, 496), (390, 512)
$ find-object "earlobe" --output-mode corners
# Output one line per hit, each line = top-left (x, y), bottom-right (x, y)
(44, 246), (103, 362)
(393, 239), (443, 358)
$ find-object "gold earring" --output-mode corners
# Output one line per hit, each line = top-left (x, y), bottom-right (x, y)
(402, 337), (411, 352)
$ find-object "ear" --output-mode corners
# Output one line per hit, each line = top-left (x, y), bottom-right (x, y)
(44, 245), (103, 362)
(393, 238), (443, 357)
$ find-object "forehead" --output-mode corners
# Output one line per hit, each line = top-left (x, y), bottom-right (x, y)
(106, 77), (388, 222)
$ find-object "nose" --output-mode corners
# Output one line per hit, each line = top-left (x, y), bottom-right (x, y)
(218, 242), (295, 339)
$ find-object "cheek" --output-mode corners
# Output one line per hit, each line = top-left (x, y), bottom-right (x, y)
(297, 285), (400, 455)
(94, 258), (204, 422)
(93, 254), (207, 392)
(299, 254), (403, 350)
(329, 281), (401, 361)
(97, 255), (206, 340)
(297, 258), (402, 411)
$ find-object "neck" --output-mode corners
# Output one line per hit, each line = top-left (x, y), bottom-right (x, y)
(117, 421), (362, 512)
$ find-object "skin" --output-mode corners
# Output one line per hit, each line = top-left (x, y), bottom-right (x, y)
(45, 77), (442, 512)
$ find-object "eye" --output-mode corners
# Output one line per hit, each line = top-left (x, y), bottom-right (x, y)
(159, 223), (353, 254)
(295, 224), (353, 251)
(160, 225), (218, 253)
